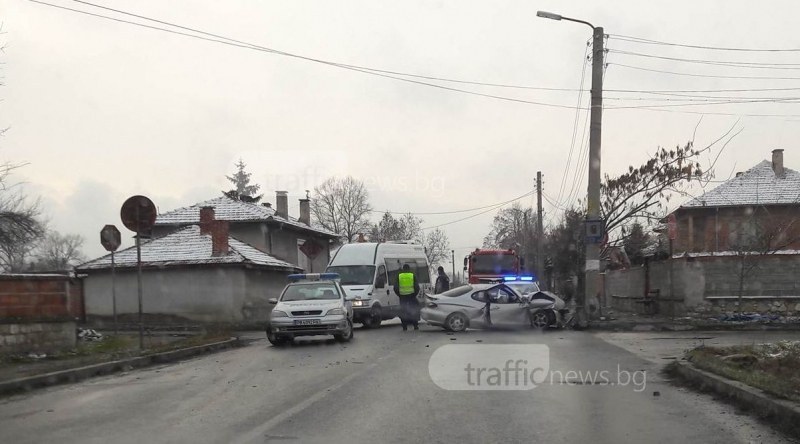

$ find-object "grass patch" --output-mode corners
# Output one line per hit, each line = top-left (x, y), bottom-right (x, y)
(0, 330), (236, 379)
(686, 341), (800, 402)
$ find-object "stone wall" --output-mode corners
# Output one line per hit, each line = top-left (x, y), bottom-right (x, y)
(0, 320), (76, 354)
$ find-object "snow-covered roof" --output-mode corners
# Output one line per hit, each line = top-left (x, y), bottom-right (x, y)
(77, 225), (302, 271)
(154, 196), (338, 238)
(681, 160), (800, 208)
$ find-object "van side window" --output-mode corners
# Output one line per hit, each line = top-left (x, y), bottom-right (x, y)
(385, 258), (430, 285)
(375, 265), (387, 288)
(414, 259), (431, 284)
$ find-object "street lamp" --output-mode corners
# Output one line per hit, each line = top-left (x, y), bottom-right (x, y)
(537, 11), (605, 328)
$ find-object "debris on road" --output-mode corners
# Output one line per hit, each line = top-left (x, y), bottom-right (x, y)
(77, 328), (104, 342)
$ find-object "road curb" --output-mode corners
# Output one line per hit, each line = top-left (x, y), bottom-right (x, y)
(668, 361), (800, 438)
(0, 337), (242, 397)
(588, 322), (800, 332)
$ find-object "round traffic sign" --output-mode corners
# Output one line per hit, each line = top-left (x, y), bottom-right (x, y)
(100, 224), (122, 252)
(120, 195), (157, 233)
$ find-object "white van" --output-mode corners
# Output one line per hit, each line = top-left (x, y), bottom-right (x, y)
(325, 241), (431, 328)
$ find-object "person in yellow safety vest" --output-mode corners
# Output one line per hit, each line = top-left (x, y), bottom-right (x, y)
(393, 264), (421, 331)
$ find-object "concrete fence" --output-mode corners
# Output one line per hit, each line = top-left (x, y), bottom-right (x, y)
(607, 253), (800, 316)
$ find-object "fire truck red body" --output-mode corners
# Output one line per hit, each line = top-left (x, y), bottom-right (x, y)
(463, 248), (522, 284)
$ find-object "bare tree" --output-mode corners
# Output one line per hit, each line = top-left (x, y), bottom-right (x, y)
(483, 204), (538, 271)
(0, 165), (46, 272)
(729, 207), (800, 312)
(422, 228), (450, 271)
(32, 231), (86, 271)
(601, 124), (740, 248)
(369, 212), (423, 242)
(311, 176), (372, 242)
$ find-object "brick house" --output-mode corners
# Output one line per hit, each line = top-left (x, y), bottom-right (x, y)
(151, 191), (339, 272)
(670, 149), (800, 254)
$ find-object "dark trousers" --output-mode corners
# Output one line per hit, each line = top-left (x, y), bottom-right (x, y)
(399, 296), (420, 328)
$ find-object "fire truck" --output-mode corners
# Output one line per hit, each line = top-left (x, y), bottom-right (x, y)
(463, 248), (524, 284)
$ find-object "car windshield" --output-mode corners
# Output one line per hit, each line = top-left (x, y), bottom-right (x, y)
(438, 285), (473, 297)
(471, 254), (518, 275)
(326, 265), (376, 285)
(281, 283), (340, 301)
(505, 282), (540, 294)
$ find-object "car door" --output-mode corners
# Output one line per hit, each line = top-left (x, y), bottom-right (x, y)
(487, 286), (529, 327)
(374, 265), (394, 309)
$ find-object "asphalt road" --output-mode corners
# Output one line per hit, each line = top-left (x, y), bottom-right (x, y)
(0, 322), (796, 444)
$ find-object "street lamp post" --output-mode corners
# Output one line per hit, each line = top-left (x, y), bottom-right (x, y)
(537, 11), (605, 328)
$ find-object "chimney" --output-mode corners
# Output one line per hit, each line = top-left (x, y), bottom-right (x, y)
(199, 206), (215, 235)
(299, 199), (310, 225)
(210, 220), (230, 256)
(772, 149), (785, 177)
(276, 191), (288, 218)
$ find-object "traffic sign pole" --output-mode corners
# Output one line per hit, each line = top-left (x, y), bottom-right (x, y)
(136, 206), (144, 351)
(111, 251), (117, 335)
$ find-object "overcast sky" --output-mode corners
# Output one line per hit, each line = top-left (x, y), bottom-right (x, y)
(4, 0), (800, 264)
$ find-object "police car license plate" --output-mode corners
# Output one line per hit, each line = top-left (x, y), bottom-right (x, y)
(294, 319), (321, 326)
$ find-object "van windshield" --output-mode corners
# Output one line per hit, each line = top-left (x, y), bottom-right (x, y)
(326, 265), (376, 285)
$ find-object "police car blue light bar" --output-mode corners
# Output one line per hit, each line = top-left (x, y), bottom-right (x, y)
(503, 275), (536, 282)
(287, 273), (340, 282)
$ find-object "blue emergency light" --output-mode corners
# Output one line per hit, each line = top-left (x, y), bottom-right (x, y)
(287, 273), (340, 282)
(503, 275), (536, 282)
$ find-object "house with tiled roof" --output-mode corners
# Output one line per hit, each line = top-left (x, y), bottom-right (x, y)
(607, 150), (800, 317)
(77, 214), (303, 324)
(152, 191), (339, 273)
(671, 149), (800, 254)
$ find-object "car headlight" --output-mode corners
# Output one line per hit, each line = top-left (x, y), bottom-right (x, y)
(271, 310), (288, 318)
(352, 299), (370, 307)
(327, 308), (345, 316)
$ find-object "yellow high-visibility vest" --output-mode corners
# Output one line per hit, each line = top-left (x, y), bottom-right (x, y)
(398, 272), (415, 296)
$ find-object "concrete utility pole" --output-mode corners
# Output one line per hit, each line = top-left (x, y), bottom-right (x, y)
(537, 11), (604, 328)
(536, 172), (544, 283)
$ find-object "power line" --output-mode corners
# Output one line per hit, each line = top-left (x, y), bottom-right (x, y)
(420, 202), (512, 231)
(418, 191), (536, 230)
(609, 63), (800, 80)
(605, 95), (800, 102)
(28, 0), (586, 110)
(609, 34), (800, 53)
(372, 191), (534, 216)
(69, 0), (586, 92)
(607, 87), (800, 94)
(606, 97), (800, 109)
(609, 49), (800, 70)
(605, 106), (800, 119)
(556, 41), (591, 205)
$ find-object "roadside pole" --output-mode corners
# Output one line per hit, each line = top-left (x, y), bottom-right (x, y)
(451, 250), (455, 285)
(536, 172), (544, 284)
(111, 251), (117, 335)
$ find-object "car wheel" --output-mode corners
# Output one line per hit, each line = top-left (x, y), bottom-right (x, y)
(361, 306), (382, 329)
(530, 311), (554, 330)
(335, 320), (354, 342)
(444, 312), (468, 332)
(266, 327), (289, 346)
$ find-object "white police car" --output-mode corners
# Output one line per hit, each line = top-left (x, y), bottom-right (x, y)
(266, 273), (354, 346)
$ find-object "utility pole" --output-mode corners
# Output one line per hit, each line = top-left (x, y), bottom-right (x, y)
(537, 11), (604, 328)
(583, 26), (605, 328)
(451, 250), (455, 285)
(536, 172), (544, 285)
